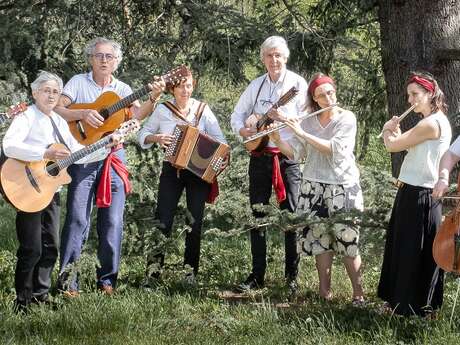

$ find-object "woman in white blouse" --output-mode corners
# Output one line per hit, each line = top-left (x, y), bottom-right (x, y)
(2, 71), (110, 311)
(268, 73), (364, 304)
(378, 72), (451, 317)
(138, 67), (227, 285)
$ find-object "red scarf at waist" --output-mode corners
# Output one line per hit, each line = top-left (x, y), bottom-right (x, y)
(206, 179), (219, 204)
(251, 147), (286, 203)
(96, 145), (132, 208)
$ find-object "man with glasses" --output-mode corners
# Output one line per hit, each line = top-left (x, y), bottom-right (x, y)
(230, 36), (307, 294)
(55, 37), (164, 296)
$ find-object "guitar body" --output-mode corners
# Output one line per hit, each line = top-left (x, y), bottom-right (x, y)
(68, 91), (131, 145)
(244, 113), (273, 152)
(433, 208), (460, 274)
(0, 144), (72, 212)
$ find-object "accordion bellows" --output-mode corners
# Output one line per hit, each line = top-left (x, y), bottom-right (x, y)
(165, 124), (230, 183)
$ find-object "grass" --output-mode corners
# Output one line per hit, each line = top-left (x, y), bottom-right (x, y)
(1, 222), (460, 345)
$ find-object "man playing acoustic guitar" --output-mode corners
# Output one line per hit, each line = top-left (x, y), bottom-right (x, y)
(54, 37), (165, 296)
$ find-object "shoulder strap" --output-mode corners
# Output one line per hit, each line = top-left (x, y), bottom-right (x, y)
(249, 75), (266, 115)
(163, 101), (190, 123)
(49, 116), (70, 149)
(194, 102), (206, 126)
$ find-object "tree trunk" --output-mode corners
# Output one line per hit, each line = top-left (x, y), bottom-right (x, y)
(378, 0), (460, 177)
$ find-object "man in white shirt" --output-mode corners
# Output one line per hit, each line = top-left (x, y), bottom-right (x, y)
(231, 36), (307, 294)
(54, 37), (164, 296)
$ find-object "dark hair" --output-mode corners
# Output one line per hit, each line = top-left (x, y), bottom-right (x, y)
(406, 71), (448, 114)
(305, 72), (336, 112)
(166, 67), (196, 94)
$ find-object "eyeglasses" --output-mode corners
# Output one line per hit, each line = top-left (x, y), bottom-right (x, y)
(315, 90), (336, 99)
(91, 53), (117, 61)
(39, 87), (60, 95)
(260, 99), (274, 107)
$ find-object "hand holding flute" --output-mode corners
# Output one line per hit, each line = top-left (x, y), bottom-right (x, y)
(378, 103), (418, 138)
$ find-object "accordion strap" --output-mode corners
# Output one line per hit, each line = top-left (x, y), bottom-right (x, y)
(163, 100), (207, 127)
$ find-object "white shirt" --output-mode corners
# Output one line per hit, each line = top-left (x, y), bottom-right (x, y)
(398, 111), (452, 188)
(138, 98), (227, 150)
(62, 72), (134, 161)
(2, 104), (86, 162)
(62, 71), (133, 104)
(448, 135), (460, 157)
(230, 69), (308, 146)
(290, 109), (361, 187)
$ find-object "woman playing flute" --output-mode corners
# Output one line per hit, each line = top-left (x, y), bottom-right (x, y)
(378, 71), (451, 317)
(268, 73), (364, 304)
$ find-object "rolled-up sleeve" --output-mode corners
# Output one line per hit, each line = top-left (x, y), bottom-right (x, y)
(230, 86), (253, 139)
(203, 105), (227, 144)
(288, 135), (308, 162)
(3, 115), (46, 161)
(137, 107), (161, 149)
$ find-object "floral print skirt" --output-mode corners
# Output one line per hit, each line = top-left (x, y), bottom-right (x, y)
(296, 180), (363, 257)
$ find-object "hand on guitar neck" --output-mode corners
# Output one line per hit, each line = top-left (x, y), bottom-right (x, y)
(43, 146), (71, 160)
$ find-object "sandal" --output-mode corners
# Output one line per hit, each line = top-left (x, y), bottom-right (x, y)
(377, 301), (393, 314)
(351, 297), (366, 308)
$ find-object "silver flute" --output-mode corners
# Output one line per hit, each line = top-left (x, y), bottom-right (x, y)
(242, 104), (338, 144)
(377, 103), (418, 138)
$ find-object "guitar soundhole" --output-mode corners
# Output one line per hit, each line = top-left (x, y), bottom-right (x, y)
(46, 161), (60, 177)
(100, 108), (110, 120)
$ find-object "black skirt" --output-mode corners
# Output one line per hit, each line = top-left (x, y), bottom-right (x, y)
(377, 183), (444, 316)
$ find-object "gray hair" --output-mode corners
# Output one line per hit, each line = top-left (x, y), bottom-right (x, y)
(260, 36), (290, 61)
(84, 37), (123, 69)
(30, 70), (63, 93)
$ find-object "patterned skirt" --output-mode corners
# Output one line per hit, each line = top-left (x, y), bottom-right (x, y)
(297, 180), (363, 257)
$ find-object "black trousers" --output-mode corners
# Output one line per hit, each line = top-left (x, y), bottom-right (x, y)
(248, 154), (301, 281)
(15, 193), (60, 306)
(152, 161), (211, 274)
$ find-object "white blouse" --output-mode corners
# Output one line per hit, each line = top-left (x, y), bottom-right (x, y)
(289, 109), (361, 188)
(398, 111), (451, 188)
(137, 98), (227, 150)
(2, 104), (103, 164)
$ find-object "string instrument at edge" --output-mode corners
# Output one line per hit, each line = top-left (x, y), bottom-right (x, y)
(433, 175), (460, 274)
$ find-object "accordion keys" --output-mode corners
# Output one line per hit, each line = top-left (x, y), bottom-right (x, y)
(165, 124), (230, 183)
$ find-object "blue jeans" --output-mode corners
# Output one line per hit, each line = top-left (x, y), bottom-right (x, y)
(58, 149), (126, 290)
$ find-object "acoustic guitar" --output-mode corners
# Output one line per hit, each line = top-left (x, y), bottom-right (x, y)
(0, 102), (28, 126)
(0, 120), (139, 213)
(244, 86), (299, 152)
(68, 65), (188, 145)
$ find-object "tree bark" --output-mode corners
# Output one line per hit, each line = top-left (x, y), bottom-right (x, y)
(378, 0), (460, 177)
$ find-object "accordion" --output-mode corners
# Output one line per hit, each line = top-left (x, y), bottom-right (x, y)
(164, 124), (230, 183)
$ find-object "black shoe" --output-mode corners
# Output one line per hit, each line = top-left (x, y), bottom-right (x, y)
(234, 274), (264, 293)
(31, 293), (49, 305)
(13, 299), (29, 314)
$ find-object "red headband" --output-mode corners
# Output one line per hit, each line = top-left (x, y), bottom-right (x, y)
(308, 76), (335, 96)
(409, 76), (435, 94)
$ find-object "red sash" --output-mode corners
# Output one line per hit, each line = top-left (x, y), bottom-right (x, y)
(206, 179), (219, 204)
(251, 147), (286, 203)
(96, 145), (132, 208)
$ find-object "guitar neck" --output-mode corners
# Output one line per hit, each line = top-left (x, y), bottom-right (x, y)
(56, 136), (112, 169)
(256, 96), (294, 128)
(106, 85), (150, 115)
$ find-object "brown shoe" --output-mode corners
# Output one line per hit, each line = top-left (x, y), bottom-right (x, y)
(98, 285), (114, 296)
(61, 290), (80, 298)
